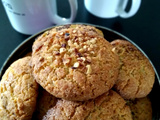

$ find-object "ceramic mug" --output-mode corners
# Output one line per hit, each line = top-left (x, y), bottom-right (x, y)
(2, 0), (78, 35)
(84, 0), (141, 18)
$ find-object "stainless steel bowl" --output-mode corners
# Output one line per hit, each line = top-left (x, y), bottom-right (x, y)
(0, 23), (159, 119)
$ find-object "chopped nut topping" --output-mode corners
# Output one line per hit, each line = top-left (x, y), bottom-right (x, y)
(59, 32), (64, 35)
(77, 58), (83, 62)
(81, 57), (86, 61)
(83, 53), (89, 57)
(47, 56), (53, 62)
(112, 47), (116, 52)
(73, 62), (80, 68)
(68, 48), (75, 53)
(83, 45), (87, 50)
(55, 51), (60, 55)
(86, 65), (92, 74)
(61, 43), (66, 48)
(88, 47), (91, 51)
(74, 42), (78, 47)
(65, 36), (69, 41)
(72, 30), (77, 33)
(77, 53), (82, 57)
(85, 37), (89, 40)
(90, 51), (95, 54)
(53, 59), (59, 66)
(79, 48), (84, 52)
(87, 31), (96, 37)
(78, 34), (83, 36)
(47, 56), (53, 59)
(60, 48), (66, 53)
(90, 44), (94, 49)
(63, 58), (71, 65)
(90, 38), (97, 44)
(68, 40), (72, 46)
(86, 57), (91, 63)
(78, 37), (83, 42)
(77, 57), (86, 62)
(73, 36), (78, 41)
(53, 44), (61, 48)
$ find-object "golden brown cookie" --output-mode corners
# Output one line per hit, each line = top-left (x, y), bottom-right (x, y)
(111, 39), (155, 99)
(43, 90), (132, 120)
(31, 24), (119, 101)
(0, 56), (39, 120)
(32, 87), (57, 120)
(127, 97), (152, 120)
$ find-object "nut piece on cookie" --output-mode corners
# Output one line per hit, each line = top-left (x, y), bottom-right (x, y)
(31, 24), (120, 101)
(54, 24), (104, 37)
(0, 57), (39, 120)
(111, 39), (155, 99)
(43, 90), (132, 120)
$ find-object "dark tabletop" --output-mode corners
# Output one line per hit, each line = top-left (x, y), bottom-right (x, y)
(0, 0), (160, 77)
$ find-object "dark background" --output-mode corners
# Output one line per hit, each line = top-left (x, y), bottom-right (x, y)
(0, 0), (160, 78)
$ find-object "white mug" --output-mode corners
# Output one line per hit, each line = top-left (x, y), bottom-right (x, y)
(84, 0), (141, 18)
(2, 0), (78, 35)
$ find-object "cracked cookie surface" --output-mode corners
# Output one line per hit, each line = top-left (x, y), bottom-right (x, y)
(31, 24), (119, 101)
(111, 39), (155, 99)
(0, 56), (39, 120)
(127, 97), (152, 120)
(43, 90), (132, 120)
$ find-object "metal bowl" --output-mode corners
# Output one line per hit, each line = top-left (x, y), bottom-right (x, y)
(0, 23), (159, 119)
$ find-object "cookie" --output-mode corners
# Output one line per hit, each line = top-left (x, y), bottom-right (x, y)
(0, 56), (39, 120)
(127, 97), (152, 120)
(31, 24), (119, 101)
(32, 87), (57, 120)
(111, 39), (155, 99)
(43, 90), (132, 120)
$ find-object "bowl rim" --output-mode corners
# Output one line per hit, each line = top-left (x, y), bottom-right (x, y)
(0, 23), (159, 119)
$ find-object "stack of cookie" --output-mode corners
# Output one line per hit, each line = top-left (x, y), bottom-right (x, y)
(0, 24), (155, 120)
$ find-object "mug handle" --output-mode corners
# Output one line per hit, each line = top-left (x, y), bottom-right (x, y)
(51, 0), (78, 24)
(116, 0), (141, 18)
